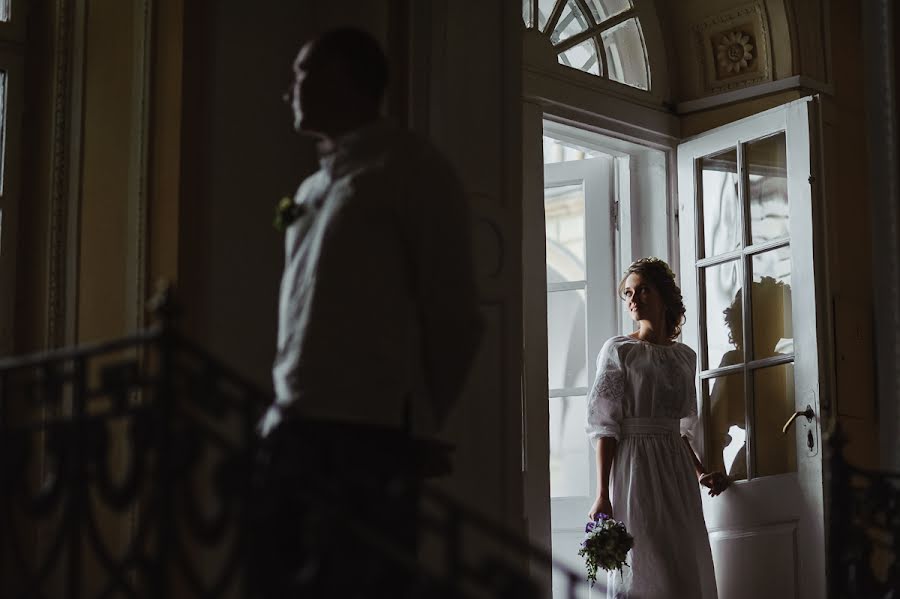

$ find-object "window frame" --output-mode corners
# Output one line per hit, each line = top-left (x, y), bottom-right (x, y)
(0, 0), (25, 40)
(0, 0), (25, 356)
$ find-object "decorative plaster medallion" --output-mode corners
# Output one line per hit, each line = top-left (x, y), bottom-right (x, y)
(715, 30), (754, 75)
(692, 1), (771, 94)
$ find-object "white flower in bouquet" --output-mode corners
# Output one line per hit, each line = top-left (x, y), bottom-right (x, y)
(578, 513), (634, 586)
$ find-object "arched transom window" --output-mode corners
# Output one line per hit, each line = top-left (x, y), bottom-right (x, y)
(522, 0), (650, 91)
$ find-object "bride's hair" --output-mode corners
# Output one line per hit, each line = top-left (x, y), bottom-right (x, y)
(618, 257), (686, 340)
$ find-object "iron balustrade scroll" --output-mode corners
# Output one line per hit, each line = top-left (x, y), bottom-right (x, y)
(828, 425), (900, 598)
(0, 318), (267, 598)
(0, 290), (602, 598)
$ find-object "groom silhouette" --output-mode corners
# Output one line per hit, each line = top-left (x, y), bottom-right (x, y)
(250, 27), (483, 598)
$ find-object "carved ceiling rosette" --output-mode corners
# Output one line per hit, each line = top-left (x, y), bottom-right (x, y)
(715, 30), (755, 76)
(692, 1), (772, 94)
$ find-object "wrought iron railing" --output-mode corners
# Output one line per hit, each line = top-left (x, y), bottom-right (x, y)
(828, 425), (900, 598)
(0, 290), (598, 598)
(0, 308), (263, 598)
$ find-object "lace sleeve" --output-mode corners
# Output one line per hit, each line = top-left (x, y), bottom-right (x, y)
(679, 346), (699, 442)
(586, 338), (625, 445)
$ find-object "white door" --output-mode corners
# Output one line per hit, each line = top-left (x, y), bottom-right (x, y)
(542, 155), (618, 597)
(677, 97), (826, 599)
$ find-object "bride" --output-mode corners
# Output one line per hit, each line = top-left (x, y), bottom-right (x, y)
(586, 257), (729, 598)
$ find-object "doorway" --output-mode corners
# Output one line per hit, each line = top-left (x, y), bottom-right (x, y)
(524, 117), (669, 597)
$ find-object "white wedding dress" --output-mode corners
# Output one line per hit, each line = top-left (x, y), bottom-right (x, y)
(586, 336), (718, 599)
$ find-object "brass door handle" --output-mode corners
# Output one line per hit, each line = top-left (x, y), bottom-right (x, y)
(782, 404), (815, 434)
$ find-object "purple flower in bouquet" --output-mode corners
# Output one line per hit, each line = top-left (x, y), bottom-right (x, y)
(578, 514), (634, 586)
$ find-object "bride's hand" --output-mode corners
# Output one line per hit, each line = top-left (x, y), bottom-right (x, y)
(588, 494), (613, 520)
(699, 471), (729, 497)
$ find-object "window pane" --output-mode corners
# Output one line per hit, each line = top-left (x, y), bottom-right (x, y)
(706, 373), (747, 481)
(545, 183), (585, 282)
(703, 260), (743, 370)
(753, 362), (797, 477)
(601, 18), (649, 90)
(747, 133), (789, 245)
(751, 247), (793, 358)
(549, 395), (590, 497)
(585, 0), (631, 23)
(550, 0), (591, 45)
(701, 148), (741, 258)
(538, 0), (557, 32)
(547, 289), (587, 390)
(0, 0), (8, 22)
(522, 0), (534, 28)
(542, 136), (605, 164)
(557, 37), (600, 75)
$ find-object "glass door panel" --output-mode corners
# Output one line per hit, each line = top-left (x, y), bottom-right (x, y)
(697, 136), (797, 482)
(751, 248), (793, 358)
(546, 289), (588, 389)
(752, 362), (797, 477)
(702, 260), (743, 369)
(707, 372), (748, 481)
(747, 133), (789, 244)
(701, 147), (741, 258)
(548, 395), (590, 497)
(545, 183), (586, 282)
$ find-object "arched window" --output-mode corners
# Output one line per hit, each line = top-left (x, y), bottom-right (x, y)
(522, 0), (650, 91)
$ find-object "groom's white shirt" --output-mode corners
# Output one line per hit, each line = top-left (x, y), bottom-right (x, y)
(262, 120), (482, 436)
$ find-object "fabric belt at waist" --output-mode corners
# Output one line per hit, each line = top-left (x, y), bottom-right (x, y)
(621, 418), (680, 436)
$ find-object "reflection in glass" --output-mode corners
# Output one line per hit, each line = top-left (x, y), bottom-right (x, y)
(701, 148), (740, 258)
(585, 0), (631, 23)
(752, 247), (793, 358)
(549, 395), (590, 497)
(550, 0), (591, 45)
(538, 0), (558, 32)
(706, 373), (747, 480)
(753, 363), (797, 477)
(545, 183), (585, 281)
(601, 18), (649, 90)
(547, 289), (587, 390)
(557, 38), (600, 76)
(703, 260), (743, 370)
(0, 0), (8, 22)
(747, 133), (789, 245)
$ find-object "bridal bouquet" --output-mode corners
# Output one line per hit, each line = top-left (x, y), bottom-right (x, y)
(578, 514), (634, 585)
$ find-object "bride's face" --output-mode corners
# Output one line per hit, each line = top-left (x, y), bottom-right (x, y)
(622, 273), (665, 325)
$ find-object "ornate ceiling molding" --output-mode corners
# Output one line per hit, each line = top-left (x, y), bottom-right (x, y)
(692, 1), (772, 95)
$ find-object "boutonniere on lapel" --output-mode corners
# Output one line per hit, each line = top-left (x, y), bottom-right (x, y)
(273, 196), (306, 232)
